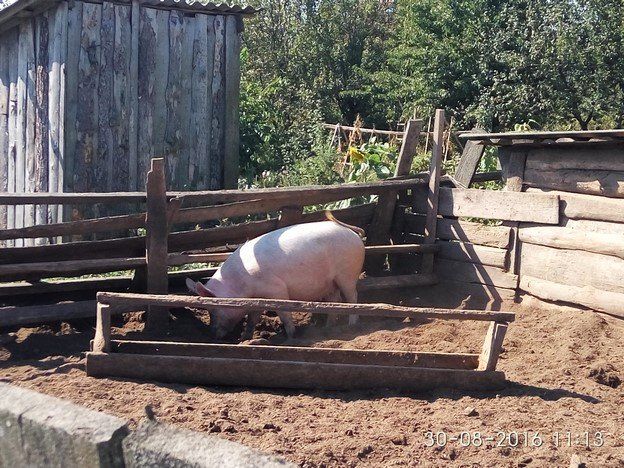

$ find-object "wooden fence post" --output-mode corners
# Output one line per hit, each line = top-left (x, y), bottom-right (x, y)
(365, 119), (423, 274)
(93, 303), (111, 353)
(144, 158), (169, 333)
(421, 109), (445, 274)
(478, 321), (508, 371)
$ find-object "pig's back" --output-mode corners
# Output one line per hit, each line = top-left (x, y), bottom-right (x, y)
(219, 221), (364, 298)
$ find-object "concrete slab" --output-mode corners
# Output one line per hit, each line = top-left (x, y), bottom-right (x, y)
(0, 382), (128, 467)
(123, 420), (295, 468)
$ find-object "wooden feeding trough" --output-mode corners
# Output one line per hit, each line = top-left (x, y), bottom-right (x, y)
(86, 292), (515, 392)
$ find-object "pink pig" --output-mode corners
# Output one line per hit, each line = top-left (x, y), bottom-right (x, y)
(187, 214), (365, 338)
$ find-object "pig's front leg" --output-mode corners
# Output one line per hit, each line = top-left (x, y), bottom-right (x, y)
(242, 310), (262, 340)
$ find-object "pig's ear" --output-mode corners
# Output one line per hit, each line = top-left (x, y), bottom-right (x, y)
(185, 278), (197, 294)
(196, 282), (216, 297)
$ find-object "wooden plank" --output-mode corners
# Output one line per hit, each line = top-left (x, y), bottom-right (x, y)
(86, 352), (506, 391)
(459, 129), (624, 141)
(222, 14), (241, 189)
(163, 9), (191, 188)
(74, 0), (102, 225)
(524, 168), (624, 198)
(189, 13), (208, 189)
(366, 119), (422, 273)
(365, 244), (438, 254)
(150, 8), (168, 160)
(6, 28), (18, 247)
(0, 256), (146, 280)
(413, 187), (560, 224)
(525, 188), (624, 223)
(0, 300), (97, 327)
(454, 139), (486, 188)
(111, 340), (479, 369)
(403, 214), (512, 248)
(48, 2), (67, 227)
(422, 109), (445, 272)
(209, 14), (225, 189)
(519, 275), (624, 319)
(97, 291), (516, 322)
(24, 18), (37, 240)
(525, 144), (624, 172)
(145, 158), (169, 332)
(435, 259), (518, 289)
(0, 34), (9, 243)
(520, 242), (624, 295)
(416, 278), (516, 311)
(93, 303), (111, 352)
(0, 212), (145, 239)
(435, 240), (508, 268)
(34, 12), (50, 243)
(357, 273), (438, 291)
(0, 178), (425, 204)
(136, 6), (157, 189)
(198, 15), (215, 189)
(96, 1), (115, 196)
(128, 0), (139, 189)
(519, 225), (624, 260)
(111, 3), (132, 192)
(478, 322), (508, 371)
(63, 0), (82, 200)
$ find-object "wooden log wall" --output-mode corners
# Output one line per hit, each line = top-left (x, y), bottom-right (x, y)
(514, 143), (624, 318)
(401, 185), (560, 310)
(0, 0), (243, 245)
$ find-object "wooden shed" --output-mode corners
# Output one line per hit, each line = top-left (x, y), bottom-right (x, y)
(0, 0), (255, 235)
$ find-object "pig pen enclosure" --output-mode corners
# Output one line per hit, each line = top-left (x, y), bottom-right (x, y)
(1, 121), (624, 466)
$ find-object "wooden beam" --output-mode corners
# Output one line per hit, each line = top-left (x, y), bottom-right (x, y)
(525, 188), (624, 223)
(422, 109), (445, 273)
(519, 275), (624, 319)
(366, 119), (423, 273)
(413, 187), (560, 224)
(97, 291), (515, 322)
(93, 303), (111, 353)
(85, 352), (507, 391)
(357, 273), (438, 290)
(524, 168), (624, 198)
(519, 225), (624, 260)
(478, 322), (508, 371)
(454, 138), (486, 188)
(458, 129), (624, 141)
(0, 300), (97, 327)
(109, 340), (479, 369)
(145, 158), (169, 332)
(435, 259), (518, 289)
(403, 215), (512, 249)
(435, 240), (508, 269)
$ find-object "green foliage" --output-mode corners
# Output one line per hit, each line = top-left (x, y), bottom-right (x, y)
(239, 0), (624, 186)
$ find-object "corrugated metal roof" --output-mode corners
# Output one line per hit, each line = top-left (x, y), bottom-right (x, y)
(0, 0), (258, 28)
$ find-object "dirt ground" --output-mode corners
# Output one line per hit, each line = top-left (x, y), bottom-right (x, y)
(1, 294), (623, 467)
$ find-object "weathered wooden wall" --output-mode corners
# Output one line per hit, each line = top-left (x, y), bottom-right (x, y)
(0, 0), (243, 245)
(513, 143), (624, 318)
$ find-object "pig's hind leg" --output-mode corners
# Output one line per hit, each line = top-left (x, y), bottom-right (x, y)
(335, 276), (359, 325)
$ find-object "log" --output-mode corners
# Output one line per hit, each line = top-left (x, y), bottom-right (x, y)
(0, 212), (145, 240)
(366, 119), (422, 273)
(562, 218), (624, 235)
(97, 291), (516, 322)
(145, 158), (169, 332)
(478, 322), (508, 371)
(435, 240), (508, 269)
(525, 188), (624, 223)
(403, 214), (512, 248)
(357, 273), (438, 291)
(519, 225), (624, 260)
(524, 168), (624, 198)
(434, 259), (518, 289)
(525, 144), (624, 172)
(0, 300), (97, 327)
(422, 109), (445, 273)
(413, 187), (560, 224)
(109, 340), (479, 370)
(454, 139), (486, 188)
(519, 275), (624, 319)
(86, 352), (507, 391)
(93, 303), (111, 353)
(520, 242), (624, 294)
